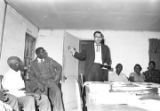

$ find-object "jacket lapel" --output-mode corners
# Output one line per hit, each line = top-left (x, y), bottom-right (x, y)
(101, 45), (104, 64)
(32, 60), (41, 76)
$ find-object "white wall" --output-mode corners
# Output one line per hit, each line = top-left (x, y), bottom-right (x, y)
(37, 30), (64, 65)
(38, 29), (160, 76)
(0, 4), (39, 75)
(0, 0), (6, 55)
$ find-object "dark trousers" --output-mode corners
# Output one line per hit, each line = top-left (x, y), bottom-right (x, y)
(86, 63), (108, 81)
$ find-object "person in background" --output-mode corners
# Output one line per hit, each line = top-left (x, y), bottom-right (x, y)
(129, 64), (145, 82)
(69, 31), (112, 81)
(143, 61), (160, 83)
(30, 47), (63, 111)
(1, 56), (35, 111)
(109, 63), (128, 82)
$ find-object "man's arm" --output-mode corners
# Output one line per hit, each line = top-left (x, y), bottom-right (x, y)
(103, 45), (112, 66)
(27, 66), (45, 92)
(50, 59), (62, 83)
(68, 46), (86, 61)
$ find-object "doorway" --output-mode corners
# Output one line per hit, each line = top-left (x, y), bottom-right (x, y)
(78, 40), (94, 82)
(24, 33), (36, 67)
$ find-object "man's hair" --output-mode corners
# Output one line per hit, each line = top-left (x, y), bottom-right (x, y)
(116, 63), (123, 69)
(149, 61), (156, 66)
(7, 56), (21, 65)
(134, 64), (142, 71)
(35, 47), (44, 55)
(93, 31), (104, 38)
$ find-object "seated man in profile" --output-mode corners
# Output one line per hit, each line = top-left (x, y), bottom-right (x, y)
(1, 56), (35, 111)
(109, 63), (128, 82)
(1, 56), (51, 111)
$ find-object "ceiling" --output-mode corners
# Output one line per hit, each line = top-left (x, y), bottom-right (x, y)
(6, 0), (160, 31)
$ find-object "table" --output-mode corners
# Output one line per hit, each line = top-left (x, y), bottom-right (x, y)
(84, 82), (160, 111)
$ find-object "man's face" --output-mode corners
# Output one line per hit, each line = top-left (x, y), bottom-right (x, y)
(149, 63), (155, 70)
(43, 50), (48, 58)
(94, 33), (103, 44)
(37, 49), (46, 59)
(9, 60), (19, 72)
(116, 64), (123, 75)
(134, 65), (141, 73)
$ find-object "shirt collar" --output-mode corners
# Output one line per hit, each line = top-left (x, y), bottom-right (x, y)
(94, 43), (101, 46)
(37, 57), (44, 63)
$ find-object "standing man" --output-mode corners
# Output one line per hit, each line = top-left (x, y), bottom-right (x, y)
(30, 47), (63, 111)
(69, 31), (112, 81)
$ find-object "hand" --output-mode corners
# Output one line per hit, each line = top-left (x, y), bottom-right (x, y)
(103, 63), (108, 66)
(25, 93), (41, 100)
(34, 93), (41, 100)
(38, 83), (45, 92)
(68, 46), (76, 55)
(0, 91), (8, 102)
(0, 88), (9, 93)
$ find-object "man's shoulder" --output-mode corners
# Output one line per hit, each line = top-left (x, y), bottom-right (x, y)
(102, 44), (110, 49)
(45, 56), (55, 62)
(31, 59), (38, 65)
(45, 57), (61, 65)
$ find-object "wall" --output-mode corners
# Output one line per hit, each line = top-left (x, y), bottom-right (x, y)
(0, 4), (39, 75)
(0, 0), (6, 57)
(37, 30), (64, 64)
(38, 29), (160, 76)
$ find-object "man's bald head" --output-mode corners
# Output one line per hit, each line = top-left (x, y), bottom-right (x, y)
(7, 56), (22, 71)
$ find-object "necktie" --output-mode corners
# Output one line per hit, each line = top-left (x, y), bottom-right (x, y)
(40, 59), (44, 63)
(96, 45), (100, 52)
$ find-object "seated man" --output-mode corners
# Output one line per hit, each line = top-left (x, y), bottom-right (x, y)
(1, 56), (35, 111)
(143, 61), (160, 84)
(109, 63), (128, 82)
(129, 64), (145, 82)
(1, 56), (51, 111)
(30, 47), (64, 111)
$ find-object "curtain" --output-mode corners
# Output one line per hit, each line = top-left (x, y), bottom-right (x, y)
(149, 38), (160, 70)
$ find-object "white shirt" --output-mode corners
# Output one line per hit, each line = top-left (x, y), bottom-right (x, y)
(37, 57), (45, 63)
(94, 43), (102, 64)
(0, 101), (12, 111)
(2, 69), (25, 97)
(109, 71), (128, 82)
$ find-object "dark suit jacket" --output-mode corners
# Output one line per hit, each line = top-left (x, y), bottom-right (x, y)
(74, 43), (111, 81)
(30, 57), (62, 83)
(26, 57), (62, 94)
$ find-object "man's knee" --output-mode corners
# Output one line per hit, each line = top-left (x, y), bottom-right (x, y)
(37, 95), (51, 111)
(27, 96), (35, 106)
(40, 95), (50, 104)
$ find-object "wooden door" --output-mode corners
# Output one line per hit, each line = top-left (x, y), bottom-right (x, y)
(24, 33), (36, 67)
(62, 32), (80, 80)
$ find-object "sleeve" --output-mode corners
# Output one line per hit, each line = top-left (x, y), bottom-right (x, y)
(74, 45), (87, 61)
(50, 59), (62, 83)
(27, 64), (45, 92)
(128, 73), (134, 82)
(104, 45), (112, 65)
